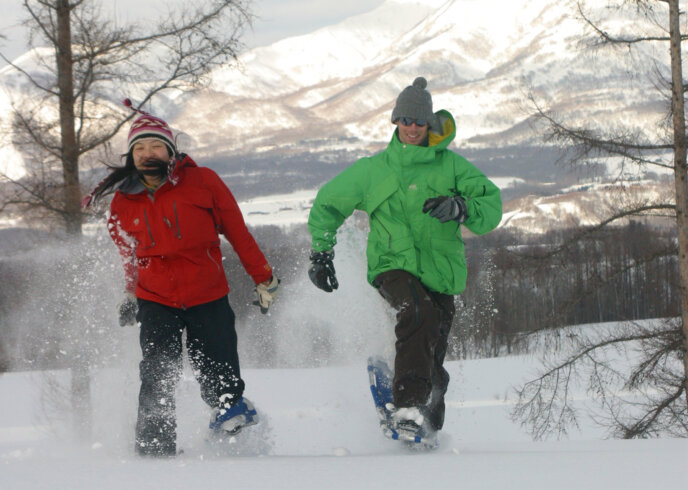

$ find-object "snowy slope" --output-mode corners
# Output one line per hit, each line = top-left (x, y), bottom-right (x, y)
(499, 180), (675, 233)
(0, 218), (685, 488)
(210, 0), (450, 95)
(174, 0), (665, 157)
(0, 0), (673, 235)
(1, 0), (662, 167)
(1, 355), (685, 489)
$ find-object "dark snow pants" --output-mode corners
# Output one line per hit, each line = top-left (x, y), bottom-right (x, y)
(134, 296), (244, 457)
(373, 270), (455, 431)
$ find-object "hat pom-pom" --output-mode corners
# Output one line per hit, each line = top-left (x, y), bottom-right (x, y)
(123, 98), (149, 115)
(412, 77), (427, 89)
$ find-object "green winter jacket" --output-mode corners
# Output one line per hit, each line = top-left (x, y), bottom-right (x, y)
(308, 110), (502, 295)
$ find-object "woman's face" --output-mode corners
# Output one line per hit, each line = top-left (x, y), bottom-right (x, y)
(132, 138), (170, 172)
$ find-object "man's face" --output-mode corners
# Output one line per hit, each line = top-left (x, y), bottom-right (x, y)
(132, 138), (170, 172)
(396, 119), (429, 146)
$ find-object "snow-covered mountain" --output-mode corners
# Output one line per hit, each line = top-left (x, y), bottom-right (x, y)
(0, 0), (674, 232)
(174, 0), (664, 156)
(500, 180), (675, 233)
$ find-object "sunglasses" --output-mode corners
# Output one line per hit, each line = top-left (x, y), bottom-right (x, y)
(397, 117), (428, 127)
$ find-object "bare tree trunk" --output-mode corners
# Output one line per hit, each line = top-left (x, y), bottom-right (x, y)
(667, 0), (688, 409)
(56, 0), (82, 236)
(56, 0), (90, 437)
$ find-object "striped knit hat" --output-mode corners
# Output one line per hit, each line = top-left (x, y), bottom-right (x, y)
(123, 99), (176, 154)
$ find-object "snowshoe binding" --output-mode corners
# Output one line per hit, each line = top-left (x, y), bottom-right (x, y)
(209, 396), (258, 435)
(367, 356), (439, 450)
(390, 407), (439, 450)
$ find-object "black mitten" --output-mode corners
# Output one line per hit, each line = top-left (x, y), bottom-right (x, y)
(308, 250), (339, 292)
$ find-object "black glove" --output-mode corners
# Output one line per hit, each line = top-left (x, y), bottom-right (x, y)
(423, 195), (468, 224)
(308, 250), (339, 292)
(118, 293), (138, 327)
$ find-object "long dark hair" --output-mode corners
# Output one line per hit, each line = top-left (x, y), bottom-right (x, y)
(82, 153), (136, 207)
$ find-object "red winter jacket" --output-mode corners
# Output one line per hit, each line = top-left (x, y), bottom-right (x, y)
(108, 154), (272, 309)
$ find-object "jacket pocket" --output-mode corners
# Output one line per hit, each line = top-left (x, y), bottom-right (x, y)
(123, 210), (156, 250)
(365, 174), (400, 215)
(425, 175), (458, 200)
(421, 237), (466, 294)
(367, 234), (415, 273)
(206, 246), (223, 273)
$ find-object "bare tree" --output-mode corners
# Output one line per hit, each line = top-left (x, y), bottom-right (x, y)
(0, 0), (253, 234)
(512, 0), (688, 438)
(0, 0), (253, 438)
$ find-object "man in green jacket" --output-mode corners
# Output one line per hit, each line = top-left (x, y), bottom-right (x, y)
(307, 77), (502, 443)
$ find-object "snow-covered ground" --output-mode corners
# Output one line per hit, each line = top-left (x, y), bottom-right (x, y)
(0, 191), (684, 489)
(1, 353), (685, 489)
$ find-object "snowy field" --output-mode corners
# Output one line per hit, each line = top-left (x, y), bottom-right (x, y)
(0, 215), (685, 489)
(1, 354), (685, 490)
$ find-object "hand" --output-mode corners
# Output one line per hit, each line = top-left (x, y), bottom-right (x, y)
(254, 276), (280, 314)
(422, 195), (468, 224)
(118, 292), (138, 327)
(308, 250), (339, 292)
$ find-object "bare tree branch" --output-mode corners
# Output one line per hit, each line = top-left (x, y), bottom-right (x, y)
(531, 95), (674, 170)
(513, 320), (683, 439)
(1, 0), (253, 233)
(514, 0), (688, 440)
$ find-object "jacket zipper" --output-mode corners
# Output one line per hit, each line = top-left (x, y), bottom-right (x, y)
(143, 210), (156, 246)
(172, 201), (182, 239)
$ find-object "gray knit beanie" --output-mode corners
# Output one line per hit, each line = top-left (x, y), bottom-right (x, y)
(391, 76), (439, 130)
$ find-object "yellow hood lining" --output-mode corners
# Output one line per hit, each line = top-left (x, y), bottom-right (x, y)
(428, 114), (454, 147)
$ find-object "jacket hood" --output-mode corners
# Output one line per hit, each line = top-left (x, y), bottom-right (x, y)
(118, 153), (197, 195)
(427, 110), (456, 150)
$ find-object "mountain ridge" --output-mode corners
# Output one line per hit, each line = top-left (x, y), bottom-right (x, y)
(0, 0), (673, 234)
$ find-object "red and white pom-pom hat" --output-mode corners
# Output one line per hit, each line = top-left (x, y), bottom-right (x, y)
(123, 98), (176, 154)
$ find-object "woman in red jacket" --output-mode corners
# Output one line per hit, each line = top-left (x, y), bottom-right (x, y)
(86, 105), (279, 457)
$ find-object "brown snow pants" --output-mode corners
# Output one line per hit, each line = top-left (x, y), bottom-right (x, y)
(373, 269), (455, 430)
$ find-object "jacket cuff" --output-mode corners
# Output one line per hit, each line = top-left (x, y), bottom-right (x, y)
(252, 264), (273, 285)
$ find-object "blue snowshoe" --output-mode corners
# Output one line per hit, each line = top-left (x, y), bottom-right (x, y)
(368, 356), (396, 435)
(209, 396), (258, 435)
(367, 356), (438, 450)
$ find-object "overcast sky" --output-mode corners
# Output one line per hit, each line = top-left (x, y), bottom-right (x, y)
(0, 0), (385, 65)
